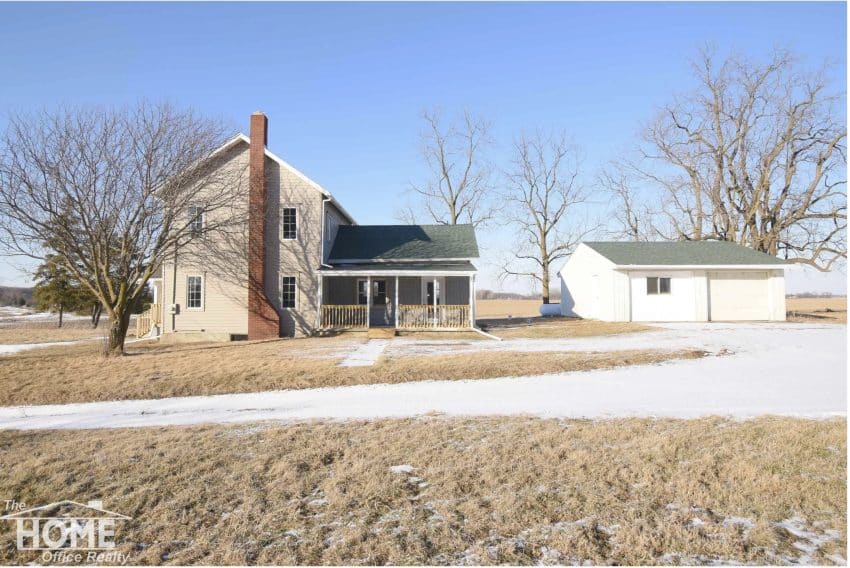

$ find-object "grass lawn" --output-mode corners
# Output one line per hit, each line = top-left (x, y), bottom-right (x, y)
(0, 335), (702, 405)
(0, 321), (104, 344)
(482, 317), (652, 339)
(0, 417), (844, 565)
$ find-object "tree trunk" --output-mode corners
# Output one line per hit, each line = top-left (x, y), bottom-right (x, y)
(541, 261), (551, 304)
(91, 302), (102, 329)
(104, 309), (132, 356)
(57, 304), (64, 328)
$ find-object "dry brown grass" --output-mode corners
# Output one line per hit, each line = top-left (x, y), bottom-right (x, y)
(476, 299), (542, 318)
(787, 297), (847, 323)
(0, 417), (844, 565)
(482, 317), (653, 339)
(0, 320), (103, 344)
(0, 338), (701, 406)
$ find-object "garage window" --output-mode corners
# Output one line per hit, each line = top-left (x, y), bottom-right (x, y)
(647, 277), (671, 295)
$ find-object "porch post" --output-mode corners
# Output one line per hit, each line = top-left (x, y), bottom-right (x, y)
(316, 274), (324, 329)
(366, 275), (371, 329)
(394, 275), (399, 329)
(432, 276), (437, 328)
(468, 274), (474, 328)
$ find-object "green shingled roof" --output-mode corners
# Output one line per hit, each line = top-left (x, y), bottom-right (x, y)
(321, 261), (476, 272)
(328, 224), (479, 261)
(584, 241), (787, 266)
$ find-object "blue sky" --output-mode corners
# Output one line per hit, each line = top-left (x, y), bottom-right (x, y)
(0, 1), (846, 293)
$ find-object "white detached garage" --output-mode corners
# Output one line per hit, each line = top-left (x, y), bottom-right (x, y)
(559, 241), (788, 322)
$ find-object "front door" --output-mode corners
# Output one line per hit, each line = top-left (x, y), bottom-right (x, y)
(370, 279), (390, 326)
(422, 278), (443, 306)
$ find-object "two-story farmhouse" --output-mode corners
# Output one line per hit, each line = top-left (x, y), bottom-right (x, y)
(145, 113), (480, 340)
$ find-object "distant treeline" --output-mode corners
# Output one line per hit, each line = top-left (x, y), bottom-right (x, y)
(477, 289), (560, 301)
(787, 292), (845, 298)
(0, 286), (33, 306)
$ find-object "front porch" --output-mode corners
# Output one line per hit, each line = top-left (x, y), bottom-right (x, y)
(318, 272), (476, 331)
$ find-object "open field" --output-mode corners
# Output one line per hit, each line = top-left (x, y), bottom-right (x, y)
(0, 336), (701, 406)
(787, 297), (847, 323)
(479, 297), (849, 325)
(0, 417), (844, 565)
(476, 299), (542, 319)
(483, 318), (651, 339)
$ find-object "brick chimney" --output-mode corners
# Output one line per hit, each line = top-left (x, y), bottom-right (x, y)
(247, 112), (280, 340)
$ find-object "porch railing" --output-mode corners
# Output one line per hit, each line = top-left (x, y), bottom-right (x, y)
(398, 304), (470, 329)
(321, 305), (368, 329)
(135, 303), (162, 338)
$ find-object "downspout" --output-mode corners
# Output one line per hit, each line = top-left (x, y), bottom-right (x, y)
(171, 244), (178, 332)
(318, 198), (333, 330)
(320, 198), (333, 269)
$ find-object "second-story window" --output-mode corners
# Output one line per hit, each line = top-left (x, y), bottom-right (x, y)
(282, 207), (297, 240)
(188, 205), (204, 237)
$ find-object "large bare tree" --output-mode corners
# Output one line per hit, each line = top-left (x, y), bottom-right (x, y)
(0, 102), (243, 355)
(400, 110), (495, 227)
(618, 49), (846, 269)
(501, 131), (591, 303)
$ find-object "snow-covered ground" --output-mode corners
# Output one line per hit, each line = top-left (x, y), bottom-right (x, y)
(0, 306), (89, 323)
(0, 323), (844, 430)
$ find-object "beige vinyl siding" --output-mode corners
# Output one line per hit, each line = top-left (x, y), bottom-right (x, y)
(161, 144), (251, 336)
(265, 158), (329, 337)
(323, 203), (349, 263)
(163, 265), (249, 334)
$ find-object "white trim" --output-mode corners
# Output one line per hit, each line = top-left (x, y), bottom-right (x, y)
(186, 274), (204, 310)
(187, 204), (205, 236)
(423, 276), (445, 306)
(280, 205), (299, 241)
(328, 257), (476, 264)
(280, 275), (298, 310)
(356, 278), (369, 306)
(615, 264), (790, 270)
(214, 134), (357, 225)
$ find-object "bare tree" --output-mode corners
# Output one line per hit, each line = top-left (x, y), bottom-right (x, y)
(625, 49), (846, 269)
(0, 102), (243, 355)
(400, 110), (495, 227)
(598, 163), (653, 241)
(501, 131), (591, 303)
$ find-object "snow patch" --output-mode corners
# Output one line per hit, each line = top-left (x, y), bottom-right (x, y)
(776, 516), (843, 564)
(0, 323), (844, 429)
(338, 340), (388, 367)
(389, 464), (414, 474)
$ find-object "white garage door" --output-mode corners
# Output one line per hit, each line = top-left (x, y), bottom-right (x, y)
(708, 271), (770, 321)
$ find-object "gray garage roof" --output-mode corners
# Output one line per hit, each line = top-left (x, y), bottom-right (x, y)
(328, 224), (479, 261)
(584, 241), (787, 266)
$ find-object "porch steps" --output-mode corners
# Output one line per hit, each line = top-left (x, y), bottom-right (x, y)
(367, 328), (397, 339)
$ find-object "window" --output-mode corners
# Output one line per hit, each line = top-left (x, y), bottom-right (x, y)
(372, 280), (387, 305)
(282, 207), (297, 240)
(357, 280), (368, 305)
(186, 276), (203, 309)
(188, 206), (204, 237)
(281, 276), (297, 309)
(647, 277), (671, 295)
